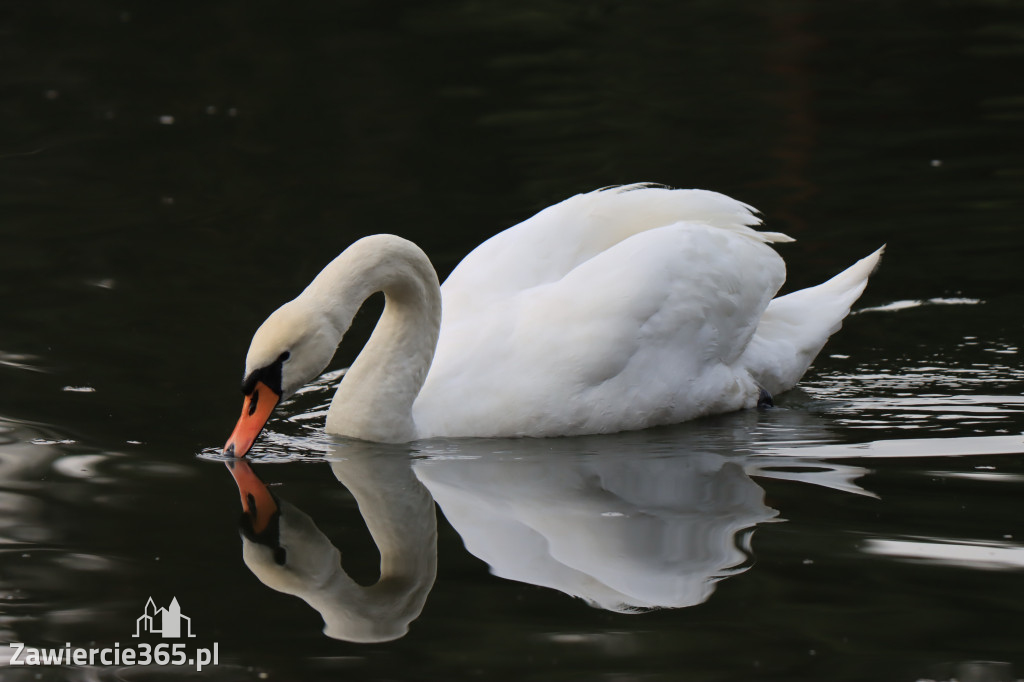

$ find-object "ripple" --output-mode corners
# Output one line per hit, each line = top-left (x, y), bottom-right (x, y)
(862, 536), (1024, 570)
(0, 350), (45, 373)
(855, 297), (983, 314)
(759, 434), (1024, 459)
(801, 336), (1024, 433)
(198, 368), (345, 463)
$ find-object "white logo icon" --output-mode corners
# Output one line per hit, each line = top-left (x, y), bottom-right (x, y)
(132, 597), (196, 638)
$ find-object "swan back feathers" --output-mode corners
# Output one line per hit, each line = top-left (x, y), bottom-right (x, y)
(441, 184), (793, 323)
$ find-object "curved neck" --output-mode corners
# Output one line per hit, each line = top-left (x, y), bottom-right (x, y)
(241, 448), (438, 643)
(310, 235), (441, 442)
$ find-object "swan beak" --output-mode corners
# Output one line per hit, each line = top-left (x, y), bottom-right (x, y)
(226, 458), (278, 534)
(223, 381), (280, 457)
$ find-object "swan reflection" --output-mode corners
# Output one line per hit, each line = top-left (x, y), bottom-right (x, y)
(224, 419), (872, 643)
(417, 448), (774, 612)
(228, 446), (436, 644)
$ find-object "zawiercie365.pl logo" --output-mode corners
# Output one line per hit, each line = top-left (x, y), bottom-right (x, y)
(8, 597), (219, 672)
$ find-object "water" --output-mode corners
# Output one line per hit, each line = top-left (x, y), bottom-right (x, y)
(2, 1), (1023, 680)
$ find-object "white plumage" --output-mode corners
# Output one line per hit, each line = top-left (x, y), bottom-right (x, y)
(232, 184), (882, 445)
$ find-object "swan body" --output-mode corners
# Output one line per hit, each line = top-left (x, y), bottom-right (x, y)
(225, 184), (882, 449)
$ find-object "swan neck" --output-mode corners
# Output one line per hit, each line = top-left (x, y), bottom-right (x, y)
(312, 236), (441, 442)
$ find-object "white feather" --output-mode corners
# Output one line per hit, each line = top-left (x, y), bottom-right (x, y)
(240, 184), (882, 442)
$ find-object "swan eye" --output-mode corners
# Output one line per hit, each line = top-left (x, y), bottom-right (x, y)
(240, 351), (290, 395)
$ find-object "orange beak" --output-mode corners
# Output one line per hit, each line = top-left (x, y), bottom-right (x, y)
(223, 380), (280, 458)
(226, 458), (278, 534)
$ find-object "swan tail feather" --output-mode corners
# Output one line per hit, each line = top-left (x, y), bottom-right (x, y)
(742, 246), (885, 395)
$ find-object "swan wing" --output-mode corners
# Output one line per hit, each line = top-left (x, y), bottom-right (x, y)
(415, 220), (786, 438)
(440, 184), (792, 326)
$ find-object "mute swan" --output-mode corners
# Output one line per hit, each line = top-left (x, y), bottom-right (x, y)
(224, 184), (882, 452)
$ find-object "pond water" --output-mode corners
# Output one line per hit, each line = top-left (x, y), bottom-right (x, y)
(2, 1), (1023, 680)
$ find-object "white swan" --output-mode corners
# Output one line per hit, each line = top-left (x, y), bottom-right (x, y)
(224, 184), (882, 452)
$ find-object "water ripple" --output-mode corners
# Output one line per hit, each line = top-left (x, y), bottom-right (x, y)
(862, 536), (1024, 571)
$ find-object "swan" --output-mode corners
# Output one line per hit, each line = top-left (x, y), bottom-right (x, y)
(224, 183), (883, 452)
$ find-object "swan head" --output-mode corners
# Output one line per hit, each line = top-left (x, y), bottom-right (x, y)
(224, 300), (340, 457)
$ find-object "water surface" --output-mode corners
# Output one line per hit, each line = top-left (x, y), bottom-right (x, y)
(2, 1), (1023, 680)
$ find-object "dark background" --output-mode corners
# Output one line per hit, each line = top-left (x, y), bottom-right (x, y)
(1, 1), (1023, 680)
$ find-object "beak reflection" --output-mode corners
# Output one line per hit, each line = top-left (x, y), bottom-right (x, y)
(226, 458), (279, 537)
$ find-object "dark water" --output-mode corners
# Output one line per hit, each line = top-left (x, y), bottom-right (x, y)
(2, 1), (1024, 680)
